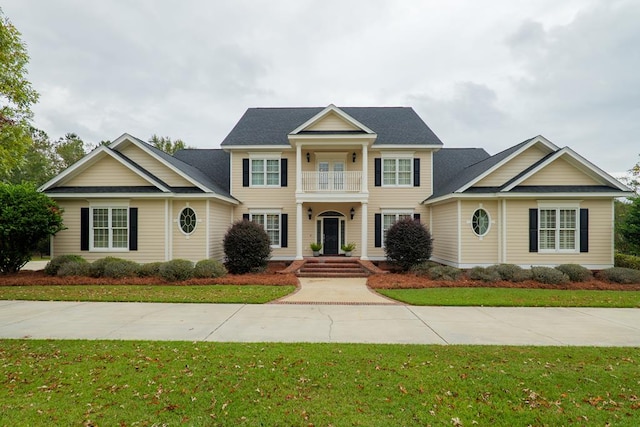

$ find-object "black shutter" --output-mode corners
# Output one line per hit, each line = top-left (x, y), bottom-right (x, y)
(414, 213), (421, 222)
(374, 158), (381, 187)
(80, 208), (89, 251)
(242, 213), (250, 221)
(413, 158), (420, 187)
(280, 158), (287, 187)
(580, 209), (589, 253)
(129, 208), (138, 251)
(375, 213), (382, 247)
(242, 158), (250, 187)
(529, 209), (538, 253)
(281, 214), (288, 247)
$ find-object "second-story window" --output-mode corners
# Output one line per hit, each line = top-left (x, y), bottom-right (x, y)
(383, 158), (412, 186)
(251, 158), (280, 186)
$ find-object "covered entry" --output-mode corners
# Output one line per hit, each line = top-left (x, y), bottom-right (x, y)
(316, 211), (345, 255)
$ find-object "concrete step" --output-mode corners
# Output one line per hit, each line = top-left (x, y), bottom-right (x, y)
(299, 268), (366, 274)
(297, 271), (370, 278)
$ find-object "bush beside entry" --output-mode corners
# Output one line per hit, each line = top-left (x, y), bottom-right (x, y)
(223, 219), (272, 274)
(384, 218), (433, 272)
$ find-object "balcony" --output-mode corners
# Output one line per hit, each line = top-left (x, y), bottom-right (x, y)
(301, 171), (362, 192)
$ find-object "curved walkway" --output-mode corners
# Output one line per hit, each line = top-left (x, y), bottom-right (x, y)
(275, 278), (397, 305)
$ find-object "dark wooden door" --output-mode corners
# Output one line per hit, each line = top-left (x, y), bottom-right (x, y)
(323, 218), (339, 255)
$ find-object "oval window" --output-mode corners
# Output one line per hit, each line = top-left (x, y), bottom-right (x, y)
(179, 207), (197, 234)
(472, 208), (490, 236)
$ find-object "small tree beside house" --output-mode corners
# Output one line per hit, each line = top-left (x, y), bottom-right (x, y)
(384, 218), (433, 272)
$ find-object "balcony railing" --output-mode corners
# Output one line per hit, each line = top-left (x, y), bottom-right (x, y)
(301, 171), (362, 192)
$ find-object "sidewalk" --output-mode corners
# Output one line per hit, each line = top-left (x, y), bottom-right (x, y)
(0, 300), (638, 346)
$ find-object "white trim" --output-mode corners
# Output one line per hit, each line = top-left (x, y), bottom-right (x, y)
(611, 199), (615, 265)
(229, 151), (233, 194)
(373, 144), (442, 150)
(381, 157), (414, 187)
(45, 192), (238, 204)
(457, 200), (462, 263)
(249, 210), (283, 248)
(248, 156), (281, 188)
(380, 151), (415, 158)
(248, 152), (282, 159)
(470, 207), (491, 237)
(455, 135), (559, 194)
(537, 204), (580, 253)
(501, 199), (507, 263)
(177, 206), (198, 236)
(88, 204), (130, 252)
(164, 199), (170, 261)
(223, 144), (292, 151)
(360, 202), (368, 260)
(206, 200), (210, 259)
(289, 104), (376, 135)
(424, 191), (631, 205)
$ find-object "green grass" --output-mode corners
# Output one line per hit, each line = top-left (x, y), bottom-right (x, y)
(377, 287), (640, 307)
(0, 285), (295, 304)
(1, 340), (638, 425)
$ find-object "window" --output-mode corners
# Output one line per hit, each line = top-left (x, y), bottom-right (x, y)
(383, 158), (412, 186)
(251, 158), (280, 186)
(382, 211), (413, 245)
(539, 208), (577, 252)
(179, 207), (197, 235)
(91, 207), (128, 250)
(472, 208), (490, 236)
(251, 212), (281, 247)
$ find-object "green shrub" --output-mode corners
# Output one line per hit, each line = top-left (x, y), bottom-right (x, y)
(531, 266), (570, 285)
(596, 267), (640, 284)
(554, 264), (592, 282)
(223, 220), (272, 274)
(57, 261), (91, 277)
(194, 259), (227, 278)
(492, 264), (532, 282)
(138, 262), (163, 278)
(44, 254), (87, 276)
(408, 261), (440, 276)
(615, 253), (640, 270)
(384, 218), (433, 272)
(90, 257), (139, 278)
(428, 265), (463, 281)
(469, 266), (502, 282)
(159, 259), (194, 281)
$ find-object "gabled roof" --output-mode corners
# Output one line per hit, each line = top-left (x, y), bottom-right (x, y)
(221, 106), (443, 147)
(173, 149), (230, 194)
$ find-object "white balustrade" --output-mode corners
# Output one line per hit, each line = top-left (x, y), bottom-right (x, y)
(301, 171), (362, 192)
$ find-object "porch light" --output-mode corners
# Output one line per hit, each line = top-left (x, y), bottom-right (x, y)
(306, 152), (310, 162)
(307, 207), (313, 220)
(352, 152), (356, 163)
(350, 207), (355, 220)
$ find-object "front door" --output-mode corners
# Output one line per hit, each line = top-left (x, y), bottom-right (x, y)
(323, 218), (339, 255)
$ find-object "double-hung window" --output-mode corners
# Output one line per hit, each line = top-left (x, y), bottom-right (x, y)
(251, 212), (281, 247)
(383, 158), (412, 186)
(91, 207), (129, 250)
(539, 207), (578, 252)
(251, 158), (280, 187)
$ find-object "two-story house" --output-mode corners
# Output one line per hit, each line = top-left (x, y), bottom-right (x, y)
(40, 105), (632, 268)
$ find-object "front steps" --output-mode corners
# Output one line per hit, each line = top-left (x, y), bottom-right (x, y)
(296, 257), (370, 278)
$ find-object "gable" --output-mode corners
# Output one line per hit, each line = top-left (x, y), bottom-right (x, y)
(305, 111), (361, 131)
(118, 143), (195, 187)
(520, 157), (601, 186)
(64, 155), (151, 187)
(475, 145), (548, 187)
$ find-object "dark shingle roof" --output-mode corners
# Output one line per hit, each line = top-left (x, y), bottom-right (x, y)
(220, 107), (443, 147)
(430, 138), (535, 199)
(173, 149), (230, 194)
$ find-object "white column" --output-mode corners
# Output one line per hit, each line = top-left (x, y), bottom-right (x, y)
(296, 143), (302, 194)
(361, 143), (368, 193)
(296, 202), (303, 260)
(360, 202), (368, 260)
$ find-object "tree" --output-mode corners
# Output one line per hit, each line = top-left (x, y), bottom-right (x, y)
(55, 132), (86, 170)
(6, 127), (57, 185)
(627, 155), (640, 194)
(0, 183), (64, 274)
(0, 9), (39, 180)
(149, 134), (188, 154)
(619, 196), (640, 256)
(384, 218), (433, 271)
(223, 220), (271, 274)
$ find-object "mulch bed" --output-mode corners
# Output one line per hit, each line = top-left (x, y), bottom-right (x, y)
(367, 273), (640, 291)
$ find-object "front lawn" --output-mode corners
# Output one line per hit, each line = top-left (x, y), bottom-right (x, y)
(378, 287), (640, 308)
(1, 340), (638, 426)
(0, 285), (295, 304)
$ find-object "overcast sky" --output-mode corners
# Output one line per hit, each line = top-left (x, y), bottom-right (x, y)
(4, 0), (639, 174)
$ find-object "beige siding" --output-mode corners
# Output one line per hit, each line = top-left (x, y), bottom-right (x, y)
(476, 146), (547, 187)
(119, 144), (194, 187)
(367, 149), (433, 258)
(521, 158), (600, 186)
(505, 199), (613, 267)
(306, 112), (359, 131)
(430, 201), (459, 264)
(460, 200), (500, 264)
(231, 150), (297, 258)
(171, 200), (208, 262)
(209, 201), (233, 261)
(52, 199), (166, 263)
(65, 155), (151, 186)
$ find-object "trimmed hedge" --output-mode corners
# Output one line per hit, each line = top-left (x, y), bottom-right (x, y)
(554, 264), (592, 282)
(428, 266), (463, 281)
(596, 267), (640, 284)
(138, 262), (163, 278)
(492, 264), (532, 282)
(194, 259), (227, 279)
(56, 261), (91, 277)
(615, 253), (640, 270)
(44, 255), (87, 276)
(90, 257), (140, 278)
(531, 266), (570, 285)
(468, 266), (502, 282)
(408, 261), (440, 276)
(159, 259), (194, 281)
